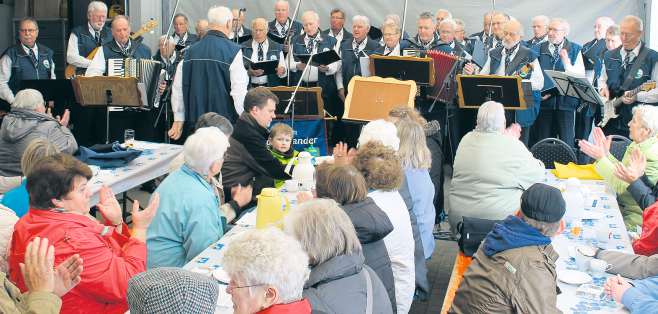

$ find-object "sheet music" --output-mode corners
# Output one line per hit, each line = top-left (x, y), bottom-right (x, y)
(359, 56), (370, 77)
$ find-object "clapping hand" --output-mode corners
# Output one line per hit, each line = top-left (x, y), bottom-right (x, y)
(578, 127), (611, 161)
(502, 123), (522, 140)
(332, 142), (357, 165)
(20, 237), (83, 297)
(96, 186), (123, 227)
(613, 148), (647, 183)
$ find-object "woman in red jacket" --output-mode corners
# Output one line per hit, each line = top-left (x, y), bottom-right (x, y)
(9, 153), (159, 314)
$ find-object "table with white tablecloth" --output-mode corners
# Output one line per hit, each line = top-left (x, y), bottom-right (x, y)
(87, 141), (183, 205)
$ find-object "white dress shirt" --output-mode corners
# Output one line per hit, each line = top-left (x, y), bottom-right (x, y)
(170, 50), (249, 122)
(383, 43), (401, 56)
(249, 40), (286, 85)
(0, 44), (56, 104)
(544, 41), (586, 78)
(598, 43), (658, 103)
(66, 23), (100, 68)
(171, 32), (189, 45)
(479, 44), (544, 91)
(289, 34), (339, 83)
(228, 27), (246, 40)
(274, 20), (291, 37)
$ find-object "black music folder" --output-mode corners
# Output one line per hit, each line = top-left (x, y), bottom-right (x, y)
(295, 50), (341, 67)
(267, 33), (286, 45)
(20, 79), (75, 103)
(243, 57), (279, 75)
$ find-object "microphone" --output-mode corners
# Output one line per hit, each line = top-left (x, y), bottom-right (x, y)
(239, 8), (247, 12)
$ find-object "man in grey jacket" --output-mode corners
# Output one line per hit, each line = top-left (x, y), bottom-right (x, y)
(450, 183), (566, 314)
(0, 89), (77, 177)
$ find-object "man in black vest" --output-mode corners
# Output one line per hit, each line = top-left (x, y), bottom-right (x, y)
(171, 13), (198, 47)
(169, 6), (249, 141)
(406, 12), (441, 52)
(598, 15), (658, 137)
(336, 15), (380, 101)
(268, 0), (303, 54)
(465, 19), (545, 146)
(85, 15), (152, 76)
(67, 1), (111, 77)
(152, 36), (182, 142)
(525, 15), (549, 49)
(242, 18), (286, 88)
(321, 9), (353, 51)
(83, 15), (152, 143)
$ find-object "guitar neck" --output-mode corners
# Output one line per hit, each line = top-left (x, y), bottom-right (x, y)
(612, 83), (649, 107)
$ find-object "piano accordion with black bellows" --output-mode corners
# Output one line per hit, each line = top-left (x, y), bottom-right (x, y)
(426, 50), (460, 104)
(107, 58), (162, 108)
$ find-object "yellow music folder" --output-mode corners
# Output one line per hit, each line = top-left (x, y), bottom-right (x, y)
(551, 162), (603, 180)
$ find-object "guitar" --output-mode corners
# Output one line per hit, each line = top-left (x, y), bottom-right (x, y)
(65, 19), (158, 79)
(598, 80), (656, 127)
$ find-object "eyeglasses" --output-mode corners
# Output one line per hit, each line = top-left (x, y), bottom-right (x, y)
(19, 29), (37, 33)
(227, 281), (265, 292)
(548, 27), (565, 32)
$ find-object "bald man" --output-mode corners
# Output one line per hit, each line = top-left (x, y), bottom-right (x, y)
(469, 11), (496, 43)
(466, 20), (544, 146)
(267, 0), (303, 53)
(534, 18), (585, 147)
(228, 8), (251, 41)
(577, 16), (615, 140)
(525, 15), (550, 48)
(598, 15), (658, 137)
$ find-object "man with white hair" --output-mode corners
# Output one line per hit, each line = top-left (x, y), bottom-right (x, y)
(152, 36), (181, 141)
(336, 15), (380, 100)
(534, 17), (585, 147)
(435, 8), (452, 35)
(290, 11), (340, 116)
(525, 15), (550, 48)
(469, 11), (496, 45)
(598, 15), (658, 137)
(464, 19), (544, 146)
(268, 0), (303, 53)
(66, 1), (111, 76)
(168, 6), (249, 141)
(436, 18), (468, 57)
(577, 16), (615, 140)
(241, 18), (286, 88)
(0, 89), (77, 177)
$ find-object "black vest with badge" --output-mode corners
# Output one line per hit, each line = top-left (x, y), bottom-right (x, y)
(241, 39), (284, 87)
(2, 44), (54, 94)
(602, 43), (658, 130)
(70, 25), (112, 60)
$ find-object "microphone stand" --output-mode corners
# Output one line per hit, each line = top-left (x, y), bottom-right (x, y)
(484, 0), (496, 52)
(285, 0), (303, 86)
(284, 40), (319, 131)
(400, 0), (409, 42)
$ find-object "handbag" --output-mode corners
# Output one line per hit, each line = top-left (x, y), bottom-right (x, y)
(457, 216), (501, 257)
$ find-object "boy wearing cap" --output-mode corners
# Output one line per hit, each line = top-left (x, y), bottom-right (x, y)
(450, 183), (566, 314)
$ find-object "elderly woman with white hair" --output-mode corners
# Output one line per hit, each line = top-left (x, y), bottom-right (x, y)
(0, 89), (76, 177)
(580, 105), (658, 231)
(285, 198), (393, 314)
(448, 101), (545, 234)
(223, 228), (312, 314)
(147, 127), (230, 268)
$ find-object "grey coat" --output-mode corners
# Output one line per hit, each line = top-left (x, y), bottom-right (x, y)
(303, 253), (393, 314)
(341, 198), (397, 312)
(0, 109), (77, 177)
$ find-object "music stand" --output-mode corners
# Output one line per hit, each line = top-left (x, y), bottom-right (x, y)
(457, 74), (528, 110)
(544, 70), (605, 112)
(71, 76), (142, 144)
(343, 76), (417, 121)
(269, 86), (324, 118)
(369, 54), (435, 86)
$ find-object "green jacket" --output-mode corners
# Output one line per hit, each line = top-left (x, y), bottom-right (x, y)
(270, 149), (298, 188)
(0, 272), (61, 314)
(595, 136), (658, 231)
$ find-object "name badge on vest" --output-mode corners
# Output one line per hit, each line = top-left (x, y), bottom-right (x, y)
(270, 55), (277, 61)
(636, 69), (644, 79)
(42, 59), (50, 69)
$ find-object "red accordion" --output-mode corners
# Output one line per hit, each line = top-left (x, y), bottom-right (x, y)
(426, 50), (460, 103)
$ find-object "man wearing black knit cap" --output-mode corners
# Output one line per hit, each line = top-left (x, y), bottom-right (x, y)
(450, 183), (566, 314)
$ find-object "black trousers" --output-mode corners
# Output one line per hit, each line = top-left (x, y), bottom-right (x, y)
(533, 108), (576, 147)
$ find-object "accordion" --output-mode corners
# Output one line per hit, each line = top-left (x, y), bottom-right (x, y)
(107, 58), (162, 108)
(426, 50), (459, 104)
